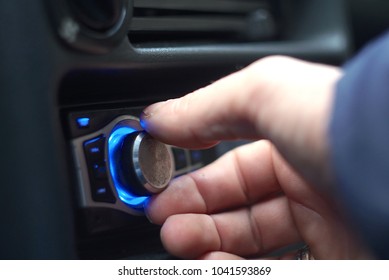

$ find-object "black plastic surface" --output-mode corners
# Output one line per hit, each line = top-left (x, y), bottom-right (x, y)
(69, 0), (126, 32)
(346, 0), (389, 50)
(172, 148), (188, 170)
(0, 0), (75, 259)
(46, 0), (131, 53)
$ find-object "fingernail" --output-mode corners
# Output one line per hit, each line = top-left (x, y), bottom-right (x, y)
(142, 102), (165, 118)
(140, 102), (165, 130)
(140, 110), (152, 120)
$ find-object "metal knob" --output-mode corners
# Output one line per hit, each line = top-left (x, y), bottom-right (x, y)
(118, 131), (173, 196)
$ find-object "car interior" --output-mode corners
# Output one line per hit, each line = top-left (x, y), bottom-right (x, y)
(1, 0), (389, 259)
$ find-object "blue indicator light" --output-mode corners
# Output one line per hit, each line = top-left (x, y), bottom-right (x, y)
(108, 125), (149, 209)
(84, 136), (104, 154)
(97, 187), (107, 194)
(76, 117), (90, 128)
(90, 147), (100, 153)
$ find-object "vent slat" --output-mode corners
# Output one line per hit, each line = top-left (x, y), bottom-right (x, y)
(131, 17), (246, 33)
(133, 0), (268, 14)
(129, 0), (276, 44)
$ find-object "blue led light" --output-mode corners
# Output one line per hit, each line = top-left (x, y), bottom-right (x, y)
(90, 147), (101, 153)
(108, 125), (149, 209)
(76, 117), (90, 128)
(97, 187), (107, 194)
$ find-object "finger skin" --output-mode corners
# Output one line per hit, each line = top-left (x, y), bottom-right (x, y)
(199, 251), (244, 260)
(160, 197), (302, 259)
(160, 214), (221, 259)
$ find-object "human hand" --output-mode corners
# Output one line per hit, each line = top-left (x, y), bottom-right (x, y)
(140, 56), (370, 259)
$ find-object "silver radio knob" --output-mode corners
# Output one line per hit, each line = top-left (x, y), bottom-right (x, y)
(118, 131), (173, 196)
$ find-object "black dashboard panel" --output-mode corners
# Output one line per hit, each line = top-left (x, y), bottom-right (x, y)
(346, 0), (389, 50)
(1, 0), (379, 259)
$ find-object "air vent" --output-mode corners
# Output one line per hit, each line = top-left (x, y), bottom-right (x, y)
(129, 0), (277, 45)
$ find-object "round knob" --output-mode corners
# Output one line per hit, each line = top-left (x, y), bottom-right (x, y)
(68, 0), (126, 32)
(118, 131), (174, 196)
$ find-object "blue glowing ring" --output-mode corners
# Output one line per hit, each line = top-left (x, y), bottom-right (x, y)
(108, 125), (149, 209)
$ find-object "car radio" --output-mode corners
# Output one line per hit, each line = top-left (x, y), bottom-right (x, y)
(66, 106), (216, 258)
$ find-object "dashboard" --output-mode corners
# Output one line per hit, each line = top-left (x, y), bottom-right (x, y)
(0, 0), (388, 259)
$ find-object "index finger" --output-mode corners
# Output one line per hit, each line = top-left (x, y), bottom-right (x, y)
(140, 56), (339, 149)
(140, 62), (260, 149)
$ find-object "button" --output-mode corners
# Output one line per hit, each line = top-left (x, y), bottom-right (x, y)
(84, 135), (116, 203)
(92, 162), (108, 179)
(76, 117), (90, 128)
(91, 180), (116, 203)
(172, 148), (188, 170)
(84, 135), (105, 161)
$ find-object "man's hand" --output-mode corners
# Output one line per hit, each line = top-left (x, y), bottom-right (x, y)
(140, 56), (370, 259)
